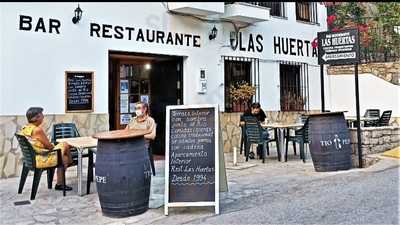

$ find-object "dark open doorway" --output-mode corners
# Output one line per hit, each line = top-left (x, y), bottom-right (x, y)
(108, 51), (183, 155)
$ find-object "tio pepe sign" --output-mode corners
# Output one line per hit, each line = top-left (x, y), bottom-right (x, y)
(317, 29), (360, 65)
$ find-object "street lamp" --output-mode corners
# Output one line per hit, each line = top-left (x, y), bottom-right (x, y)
(72, 4), (83, 24)
(209, 26), (218, 40)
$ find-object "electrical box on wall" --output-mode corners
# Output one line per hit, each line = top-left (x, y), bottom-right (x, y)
(197, 68), (207, 94)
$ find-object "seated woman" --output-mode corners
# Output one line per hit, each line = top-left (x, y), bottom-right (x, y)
(19, 107), (73, 191)
(240, 102), (269, 159)
(125, 101), (156, 149)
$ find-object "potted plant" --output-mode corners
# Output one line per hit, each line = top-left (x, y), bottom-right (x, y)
(229, 81), (256, 112)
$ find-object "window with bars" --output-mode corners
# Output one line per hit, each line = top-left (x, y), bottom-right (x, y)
(296, 2), (318, 24)
(254, 2), (286, 18)
(223, 56), (260, 113)
(279, 62), (309, 111)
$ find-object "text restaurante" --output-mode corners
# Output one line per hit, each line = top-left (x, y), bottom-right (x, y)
(90, 23), (201, 48)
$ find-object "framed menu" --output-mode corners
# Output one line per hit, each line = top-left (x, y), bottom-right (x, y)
(65, 71), (94, 112)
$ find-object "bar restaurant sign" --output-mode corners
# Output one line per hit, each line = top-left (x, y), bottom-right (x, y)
(317, 29), (360, 65)
(165, 104), (219, 215)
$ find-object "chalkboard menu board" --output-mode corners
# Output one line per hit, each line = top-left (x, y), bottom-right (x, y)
(165, 104), (219, 215)
(65, 71), (94, 112)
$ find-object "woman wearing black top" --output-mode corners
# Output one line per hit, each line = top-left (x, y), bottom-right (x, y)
(240, 102), (269, 159)
(241, 102), (267, 123)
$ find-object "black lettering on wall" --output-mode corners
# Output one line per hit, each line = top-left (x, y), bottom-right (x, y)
(34, 17), (46, 33)
(184, 34), (192, 46)
(125, 27), (135, 40)
(282, 37), (288, 55)
(289, 38), (296, 56)
(297, 39), (304, 56)
(90, 23), (101, 37)
(102, 24), (112, 38)
(239, 32), (246, 51)
(49, 19), (60, 34)
(274, 36), (281, 54)
(175, 33), (183, 46)
(193, 35), (201, 47)
(304, 40), (310, 57)
(248, 34), (255, 52)
(166, 32), (174, 45)
(256, 35), (263, 52)
(114, 26), (124, 39)
(157, 31), (165, 44)
(137, 28), (145, 42)
(312, 47), (318, 57)
(19, 15), (32, 31)
(146, 29), (155, 42)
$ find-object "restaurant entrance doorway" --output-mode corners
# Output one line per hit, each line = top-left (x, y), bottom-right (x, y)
(108, 51), (183, 155)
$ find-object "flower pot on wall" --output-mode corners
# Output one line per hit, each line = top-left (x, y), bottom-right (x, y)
(232, 102), (246, 112)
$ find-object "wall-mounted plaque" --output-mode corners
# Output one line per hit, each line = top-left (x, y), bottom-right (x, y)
(65, 71), (94, 112)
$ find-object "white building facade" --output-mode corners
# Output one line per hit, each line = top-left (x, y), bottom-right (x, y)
(0, 2), (328, 178)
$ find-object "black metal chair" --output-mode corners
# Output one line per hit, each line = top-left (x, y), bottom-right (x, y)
(15, 133), (66, 200)
(376, 110), (392, 126)
(243, 118), (270, 163)
(285, 116), (309, 163)
(364, 109), (380, 127)
(364, 109), (380, 118)
(86, 147), (96, 194)
(51, 123), (89, 165)
(52, 123), (95, 194)
(240, 115), (258, 159)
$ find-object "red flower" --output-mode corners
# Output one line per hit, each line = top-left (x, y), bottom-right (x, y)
(311, 38), (318, 49)
(358, 24), (368, 32)
(327, 15), (337, 25)
(331, 27), (340, 32)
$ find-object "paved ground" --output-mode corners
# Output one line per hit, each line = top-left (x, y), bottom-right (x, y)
(0, 148), (399, 225)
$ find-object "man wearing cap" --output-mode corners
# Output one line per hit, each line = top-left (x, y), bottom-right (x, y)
(19, 107), (73, 191)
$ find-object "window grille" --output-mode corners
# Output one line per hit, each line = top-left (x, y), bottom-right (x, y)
(296, 2), (318, 24)
(279, 61), (310, 111)
(222, 56), (260, 112)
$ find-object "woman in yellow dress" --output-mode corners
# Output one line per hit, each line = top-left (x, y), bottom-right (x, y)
(19, 107), (73, 191)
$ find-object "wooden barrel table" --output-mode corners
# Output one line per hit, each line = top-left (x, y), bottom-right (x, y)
(308, 112), (352, 172)
(93, 129), (152, 218)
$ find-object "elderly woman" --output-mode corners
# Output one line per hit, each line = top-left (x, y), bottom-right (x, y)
(19, 107), (73, 191)
(125, 102), (156, 148)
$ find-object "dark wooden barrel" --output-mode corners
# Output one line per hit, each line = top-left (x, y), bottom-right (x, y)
(308, 112), (352, 172)
(93, 129), (152, 218)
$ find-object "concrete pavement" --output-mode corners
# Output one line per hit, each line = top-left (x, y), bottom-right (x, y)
(0, 149), (398, 225)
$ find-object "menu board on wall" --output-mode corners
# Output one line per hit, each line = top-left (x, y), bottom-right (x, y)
(164, 104), (219, 215)
(65, 71), (94, 112)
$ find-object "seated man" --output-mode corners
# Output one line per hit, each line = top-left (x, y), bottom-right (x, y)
(125, 101), (156, 149)
(19, 107), (73, 191)
(240, 102), (269, 159)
